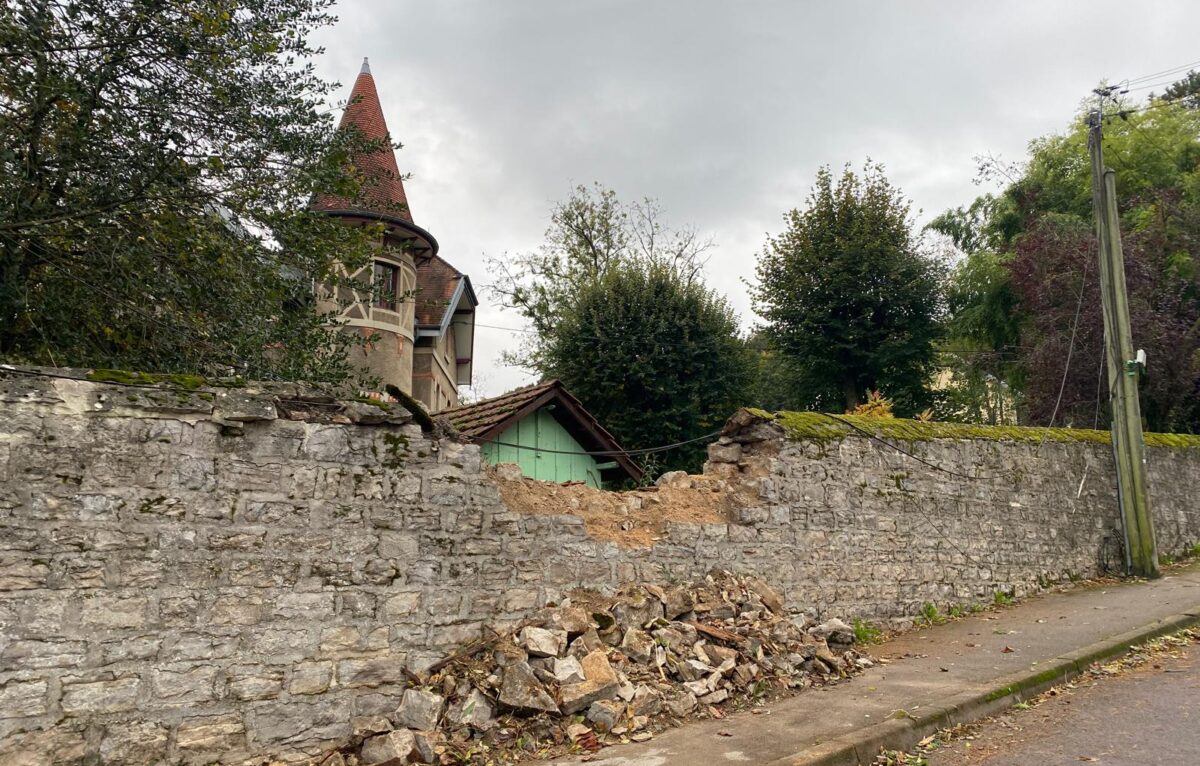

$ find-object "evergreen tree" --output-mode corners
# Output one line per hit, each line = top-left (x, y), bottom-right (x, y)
(491, 184), (748, 474)
(542, 262), (750, 474)
(753, 163), (943, 414)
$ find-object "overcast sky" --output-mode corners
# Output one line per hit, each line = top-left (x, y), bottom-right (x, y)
(313, 1), (1200, 397)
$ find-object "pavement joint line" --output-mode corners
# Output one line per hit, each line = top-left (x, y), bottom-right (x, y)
(763, 604), (1200, 766)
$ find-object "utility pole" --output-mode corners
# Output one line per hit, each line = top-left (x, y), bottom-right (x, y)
(1087, 94), (1159, 578)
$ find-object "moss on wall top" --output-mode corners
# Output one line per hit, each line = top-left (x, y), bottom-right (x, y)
(87, 369), (207, 390)
(751, 410), (1200, 450)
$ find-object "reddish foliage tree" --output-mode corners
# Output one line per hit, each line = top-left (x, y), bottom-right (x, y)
(1008, 197), (1200, 433)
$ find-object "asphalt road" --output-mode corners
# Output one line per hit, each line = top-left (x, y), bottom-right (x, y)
(925, 641), (1200, 765)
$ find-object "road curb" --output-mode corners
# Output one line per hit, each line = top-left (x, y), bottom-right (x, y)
(764, 608), (1200, 766)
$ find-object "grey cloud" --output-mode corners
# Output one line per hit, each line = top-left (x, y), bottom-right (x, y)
(314, 0), (1200, 395)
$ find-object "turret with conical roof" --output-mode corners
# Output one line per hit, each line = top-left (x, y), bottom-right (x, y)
(313, 58), (475, 413)
(313, 57), (438, 258)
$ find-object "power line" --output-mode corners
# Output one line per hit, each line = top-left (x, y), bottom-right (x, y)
(1044, 267), (1089, 431)
(816, 412), (1000, 481)
(478, 430), (721, 458)
(1122, 57), (1200, 86)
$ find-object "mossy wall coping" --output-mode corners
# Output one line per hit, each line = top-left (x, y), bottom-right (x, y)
(749, 409), (1200, 450)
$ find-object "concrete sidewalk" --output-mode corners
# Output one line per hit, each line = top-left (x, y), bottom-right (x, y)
(536, 562), (1200, 766)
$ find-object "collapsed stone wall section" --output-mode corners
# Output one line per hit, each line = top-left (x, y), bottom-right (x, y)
(2, 371), (1199, 764)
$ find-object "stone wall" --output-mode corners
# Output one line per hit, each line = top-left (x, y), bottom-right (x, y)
(2, 371), (1199, 764)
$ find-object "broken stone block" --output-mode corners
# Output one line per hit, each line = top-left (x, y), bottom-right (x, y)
(585, 699), (625, 732)
(676, 659), (713, 682)
(662, 587), (695, 620)
(559, 650), (619, 715)
(446, 688), (494, 731)
(611, 595), (664, 631)
(698, 688), (728, 705)
(631, 685), (662, 717)
(567, 627), (604, 658)
(360, 729), (415, 765)
(350, 715), (392, 741)
(707, 442), (742, 464)
(812, 618), (855, 646)
(702, 644), (738, 667)
(655, 470), (694, 488)
(214, 391), (277, 422)
(682, 679), (711, 697)
(494, 463), (523, 481)
(492, 642), (528, 667)
(519, 626), (567, 658)
(665, 691), (697, 717)
(394, 688), (444, 732)
(619, 628), (654, 663)
(733, 663), (759, 684)
(536, 606), (592, 636)
(552, 655), (585, 685)
(814, 642), (844, 674)
(498, 661), (558, 713)
(411, 730), (443, 764)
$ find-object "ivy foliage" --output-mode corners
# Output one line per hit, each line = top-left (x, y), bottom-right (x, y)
(753, 162), (944, 415)
(0, 0), (387, 383)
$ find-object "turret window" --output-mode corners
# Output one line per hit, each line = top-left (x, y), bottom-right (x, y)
(373, 261), (399, 311)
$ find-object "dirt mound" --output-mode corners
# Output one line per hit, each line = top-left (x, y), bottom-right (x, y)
(491, 468), (751, 547)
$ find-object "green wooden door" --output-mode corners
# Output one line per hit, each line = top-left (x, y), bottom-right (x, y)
(481, 407), (602, 487)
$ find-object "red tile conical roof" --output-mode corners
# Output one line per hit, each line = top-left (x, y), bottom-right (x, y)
(314, 58), (413, 223)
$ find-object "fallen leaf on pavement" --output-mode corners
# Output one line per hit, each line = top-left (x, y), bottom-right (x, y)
(717, 731), (733, 737)
(1002, 646), (1015, 653)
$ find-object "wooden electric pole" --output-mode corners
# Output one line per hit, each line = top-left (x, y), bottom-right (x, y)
(1087, 98), (1159, 578)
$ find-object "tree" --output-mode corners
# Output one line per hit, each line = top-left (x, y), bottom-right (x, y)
(753, 163), (943, 414)
(490, 184), (747, 474)
(540, 262), (750, 474)
(0, 0), (384, 382)
(926, 197), (1023, 424)
(490, 183), (711, 372)
(742, 330), (804, 413)
(1156, 70), (1200, 110)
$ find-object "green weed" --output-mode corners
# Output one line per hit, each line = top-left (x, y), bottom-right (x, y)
(920, 602), (944, 626)
(852, 618), (882, 644)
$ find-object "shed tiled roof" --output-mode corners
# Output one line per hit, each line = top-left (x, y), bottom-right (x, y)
(312, 59), (413, 222)
(443, 380), (557, 438)
(414, 255), (466, 328)
(441, 380), (642, 482)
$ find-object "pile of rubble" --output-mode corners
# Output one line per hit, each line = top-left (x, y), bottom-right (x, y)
(330, 572), (870, 765)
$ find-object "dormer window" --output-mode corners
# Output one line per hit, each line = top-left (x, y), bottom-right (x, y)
(373, 261), (399, 311)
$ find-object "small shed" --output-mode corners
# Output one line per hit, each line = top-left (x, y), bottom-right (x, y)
(442, 380), (642, 487)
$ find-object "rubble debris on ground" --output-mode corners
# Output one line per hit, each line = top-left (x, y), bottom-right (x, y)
(323, 571), (872, 765)
(490, 465), (762, 548)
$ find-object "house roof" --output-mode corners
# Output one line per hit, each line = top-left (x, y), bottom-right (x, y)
(442, 380), (643, 483)
(312, 58), (413, 223)
(415, 254), (474, 329)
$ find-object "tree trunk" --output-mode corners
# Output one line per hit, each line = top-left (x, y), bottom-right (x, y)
(842, 377), (860, 412)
